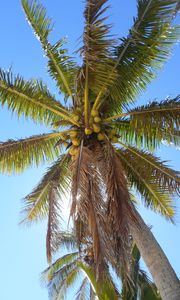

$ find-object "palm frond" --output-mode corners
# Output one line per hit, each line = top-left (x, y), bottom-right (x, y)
(46, 187), (61, 263)
(70, 146), (105, 274)
(47, 40), (77, 100)
(109, 119), (160, 150)
(117, 147), (178, 219)
(75, 277), (90, 300)
(21, 154), (70, 224)
(95, 142), (138, 276)
(78, 262), (119, 300)
(110, 118), (180, 150)
(41, 252), (79, 284)
(78, 0), (116, 111)
(49, 262), (80, 300)
(128, 96), (180, 137)
(106, 0), (180, 112)
(118, 143), (180, 193)
(57, 231), (77, 251)
(0, 69), (76, 125)
(21, 0), (76, 99)
(0, 132), (62, 174)
(138, 271), (162, 300)
(108, 96), (180, 135)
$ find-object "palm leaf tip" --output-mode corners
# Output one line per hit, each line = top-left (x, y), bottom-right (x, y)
(22, 0), (76, 98)
(21, 0), (53, 42)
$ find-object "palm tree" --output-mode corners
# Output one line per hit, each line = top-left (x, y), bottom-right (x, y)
(0, 0), (179, 298)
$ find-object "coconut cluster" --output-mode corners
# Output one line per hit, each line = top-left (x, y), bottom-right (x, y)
(59, 109), (119, 157)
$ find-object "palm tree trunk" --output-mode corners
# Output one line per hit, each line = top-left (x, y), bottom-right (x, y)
(130, 210), (180, 300)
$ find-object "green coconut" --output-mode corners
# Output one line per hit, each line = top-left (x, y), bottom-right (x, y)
(94, 116), (101, 123)
(85, 128), (93, 135)
(92, 123), (101, 133)
(72, 138), (80, 146)
(97, 133), (105, 141)
(91, 110), (99, 117)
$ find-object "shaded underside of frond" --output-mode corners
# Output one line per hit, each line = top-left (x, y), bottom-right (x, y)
(0, 132), (61, 174)
(128, 96), (180, 134)
(57, 230), (77, 251)
(110, 119), (161, 150)
(106, 96), (180, 148)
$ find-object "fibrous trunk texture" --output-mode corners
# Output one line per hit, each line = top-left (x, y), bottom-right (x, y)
(130, 210), (180, 300)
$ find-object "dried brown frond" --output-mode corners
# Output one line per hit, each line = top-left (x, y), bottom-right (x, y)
(70, 145), (106, 275)
(95, 142), (139, 277)
(46, 186), (61, 263)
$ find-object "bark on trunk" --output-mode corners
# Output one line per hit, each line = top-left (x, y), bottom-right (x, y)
(130, 210), (180, 300)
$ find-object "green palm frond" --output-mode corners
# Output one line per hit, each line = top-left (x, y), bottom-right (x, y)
(42, 252), (79, 284)
(110, 119), (160, 150)
(78, 262), (119, 300)
(138, 271), (162, 300)
(107, 0), (180, 111)
(79, 0), (116, 115)
(0, 69), (76, 125)
(0, 132), (62, 174)
(117, 148), (178, 219)
(47, 40), (77, 100)
(46, 260), (80, 300)
(21, 0), (76, 98)
(105, 96), (180, 141)
(54, 268), (80, 300)
(75, 277), (90, 300)
(128, 96), (180, 136)
(58, 231), (77, 251)
(21, 154), (70, 224)
(121, 245), (161, 300)
(118, 143), (180, 192)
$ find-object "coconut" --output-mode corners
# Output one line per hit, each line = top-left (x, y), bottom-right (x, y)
(69, 130), (78, 138)
(73, 115), (80, 122)
(94, 116), (101, 123)
(91, 110), (99, 117)
(85, 128), (93, 135)
(97, 133), (105, 141)
(69, 147), (78, 156)
(111, 137), (118, 143)
(72, 138), (80, 146)
(92, 123), (101, 133)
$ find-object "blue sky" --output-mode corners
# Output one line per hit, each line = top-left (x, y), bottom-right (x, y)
(0, 1), (179, 299)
